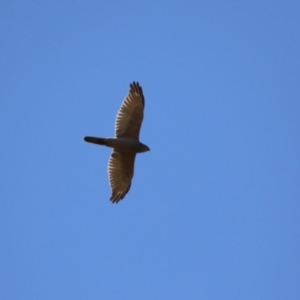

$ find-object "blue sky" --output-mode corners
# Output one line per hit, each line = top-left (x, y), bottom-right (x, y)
(1, 1), (299, 299)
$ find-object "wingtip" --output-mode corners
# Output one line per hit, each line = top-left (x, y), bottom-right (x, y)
(130, 81), (141, 89)
(129, 81), (144, 106)
(110, 188), (129, 203)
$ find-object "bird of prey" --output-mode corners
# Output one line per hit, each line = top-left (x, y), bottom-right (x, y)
(84, 82), (150, 203)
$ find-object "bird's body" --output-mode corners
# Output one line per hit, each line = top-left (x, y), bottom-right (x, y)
(84, 137), (149, 153)
(84, 82), (149, 203)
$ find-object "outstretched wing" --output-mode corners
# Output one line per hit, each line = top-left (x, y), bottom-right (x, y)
(108, 150), (136, 203)
(115, 82), (145, 140)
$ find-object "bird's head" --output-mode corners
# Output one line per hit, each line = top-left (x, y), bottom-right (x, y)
(139, 143), (150, 153)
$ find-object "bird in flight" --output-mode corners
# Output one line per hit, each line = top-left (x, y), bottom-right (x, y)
(84, 82), (150, 203)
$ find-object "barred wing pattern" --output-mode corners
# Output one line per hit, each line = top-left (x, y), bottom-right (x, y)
(108, 150), (136, 203)
(115, 82), (145, 139)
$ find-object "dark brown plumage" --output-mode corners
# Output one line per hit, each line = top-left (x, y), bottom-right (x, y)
(84, 82), (149, 203)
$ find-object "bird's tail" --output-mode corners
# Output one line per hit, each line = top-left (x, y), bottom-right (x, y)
(84, 136), (108, 146)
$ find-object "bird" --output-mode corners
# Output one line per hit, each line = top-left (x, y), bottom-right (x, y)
(84, 82), (150, 203)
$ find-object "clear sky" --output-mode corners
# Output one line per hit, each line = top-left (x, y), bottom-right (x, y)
(1, 1), (299, 299)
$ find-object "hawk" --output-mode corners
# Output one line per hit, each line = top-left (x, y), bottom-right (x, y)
(84, 82), (150, 203)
